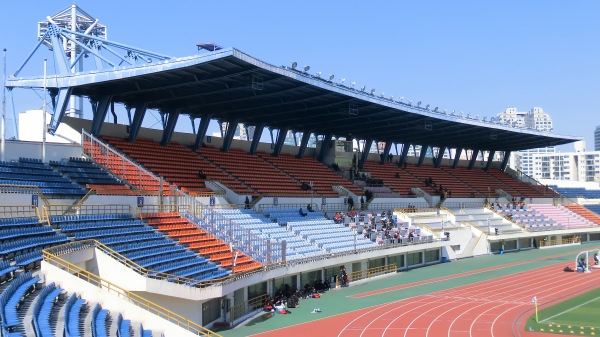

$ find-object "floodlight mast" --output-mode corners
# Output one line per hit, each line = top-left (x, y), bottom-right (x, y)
(37, 5), (107, 118)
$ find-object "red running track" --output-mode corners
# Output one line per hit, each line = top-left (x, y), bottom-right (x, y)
(251, 263), (600, 337)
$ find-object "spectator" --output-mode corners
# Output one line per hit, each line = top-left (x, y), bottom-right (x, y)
(198, 170), (207, 179)
(347, 196), (355, 211)
(338, 266), (348, 287)
(307, 203), (314, 212)
(273, 300), (287, 314)
(244, 196), (250, 209)
(395, 172), (401, 178)
(360, 196), (364, 210)
(299, 208), (307, 217)
(578, 257), (587, 272)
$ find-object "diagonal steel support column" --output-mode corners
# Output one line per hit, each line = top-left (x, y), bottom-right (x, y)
(189, 116), (196, 134)
(48, 25), (70, 75)
(297, 131), (312, 158)
(7, 89), (18, 140)
(380, 142), (392, 164)
(318, 133), (333, 162)
(501, 150), (511, 171)
(193, 114), (212, 150)
(452, 148), (463, 168)
(160, 109), (180, 146)
(398, 143), (410, 167)
(249, 123), (265, 155)
(434, 146), (447, 168)
(360, 138), (373, 167)
(468, 149), (480, 169)
(48, 87), (72, 135)
(485, 150), (496, 171)
(417, 145), (428, 167)
(273, 127), (289, 156)
(127, 102), (148, 142)
(90, 95), (112, 136)
(221, 119), (239, 152)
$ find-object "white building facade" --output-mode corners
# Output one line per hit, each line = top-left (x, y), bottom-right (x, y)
(531, 146), (600, 183)
(496, 107), (554, 176)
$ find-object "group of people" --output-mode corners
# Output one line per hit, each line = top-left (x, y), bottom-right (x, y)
(332, 209), (423, 244)
(423, 176), (452, 199)
(264, 279), (333, 314)
(489, 198), (526, 210)
(299, 203), (315, 217)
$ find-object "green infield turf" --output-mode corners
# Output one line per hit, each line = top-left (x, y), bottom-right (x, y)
(526, 285), (600, 336)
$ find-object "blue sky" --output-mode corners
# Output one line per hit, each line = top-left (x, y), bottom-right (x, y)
(1, 1), (598, 150)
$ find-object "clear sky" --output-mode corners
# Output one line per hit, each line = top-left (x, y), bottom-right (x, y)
(1, 1), (598, 151)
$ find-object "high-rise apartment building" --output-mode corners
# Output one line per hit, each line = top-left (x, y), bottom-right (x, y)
(496, 107), (554, 176)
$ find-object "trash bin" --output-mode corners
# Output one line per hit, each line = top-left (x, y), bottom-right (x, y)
(442, 257), (447, 263)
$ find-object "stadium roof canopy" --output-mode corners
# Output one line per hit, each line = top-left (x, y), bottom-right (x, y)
(8, 48), (578, 151)
(6, 11), (579, 169)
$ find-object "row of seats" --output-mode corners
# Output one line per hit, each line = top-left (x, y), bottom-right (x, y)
(0, 159), (88, 197)
(52, 214), (231, 282)
(143, 212), (262, 273)
(552, 186), (600, 199)
(50, 213), (134, 224)
(50, 157), (128, 187)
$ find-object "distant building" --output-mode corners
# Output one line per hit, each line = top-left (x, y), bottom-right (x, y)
(530, 142), (600, 182)
(18, 110), (80, 144)
(595, 125), (600, 151)
(497, 107), (554, 176)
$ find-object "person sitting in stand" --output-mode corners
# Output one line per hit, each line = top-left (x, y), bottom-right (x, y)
(299, 207), (307, 217)
(198, 170), (207, 179)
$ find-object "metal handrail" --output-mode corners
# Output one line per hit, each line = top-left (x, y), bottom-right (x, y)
(228, 293), (268, 323)
(344, 264), (397, 286)
(42, 245), (223, 336)
(0, 205), (41, 220)
(539, 237), (581, 247)
(82, 130), (166, 192)
(43, 204), (132, 217)
(0, 184), (50, 205)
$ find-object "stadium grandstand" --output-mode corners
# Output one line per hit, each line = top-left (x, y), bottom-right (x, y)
(1, 5), (599, 337)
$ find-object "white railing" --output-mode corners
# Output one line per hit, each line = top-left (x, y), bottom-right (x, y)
(81, 130), (167, 194)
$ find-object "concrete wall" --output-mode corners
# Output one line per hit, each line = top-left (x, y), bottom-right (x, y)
(3, 139), (82, 162)
(94, 248), (224, 301)
(42, 261), (201, 337)
(446, 228), (474, 256)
